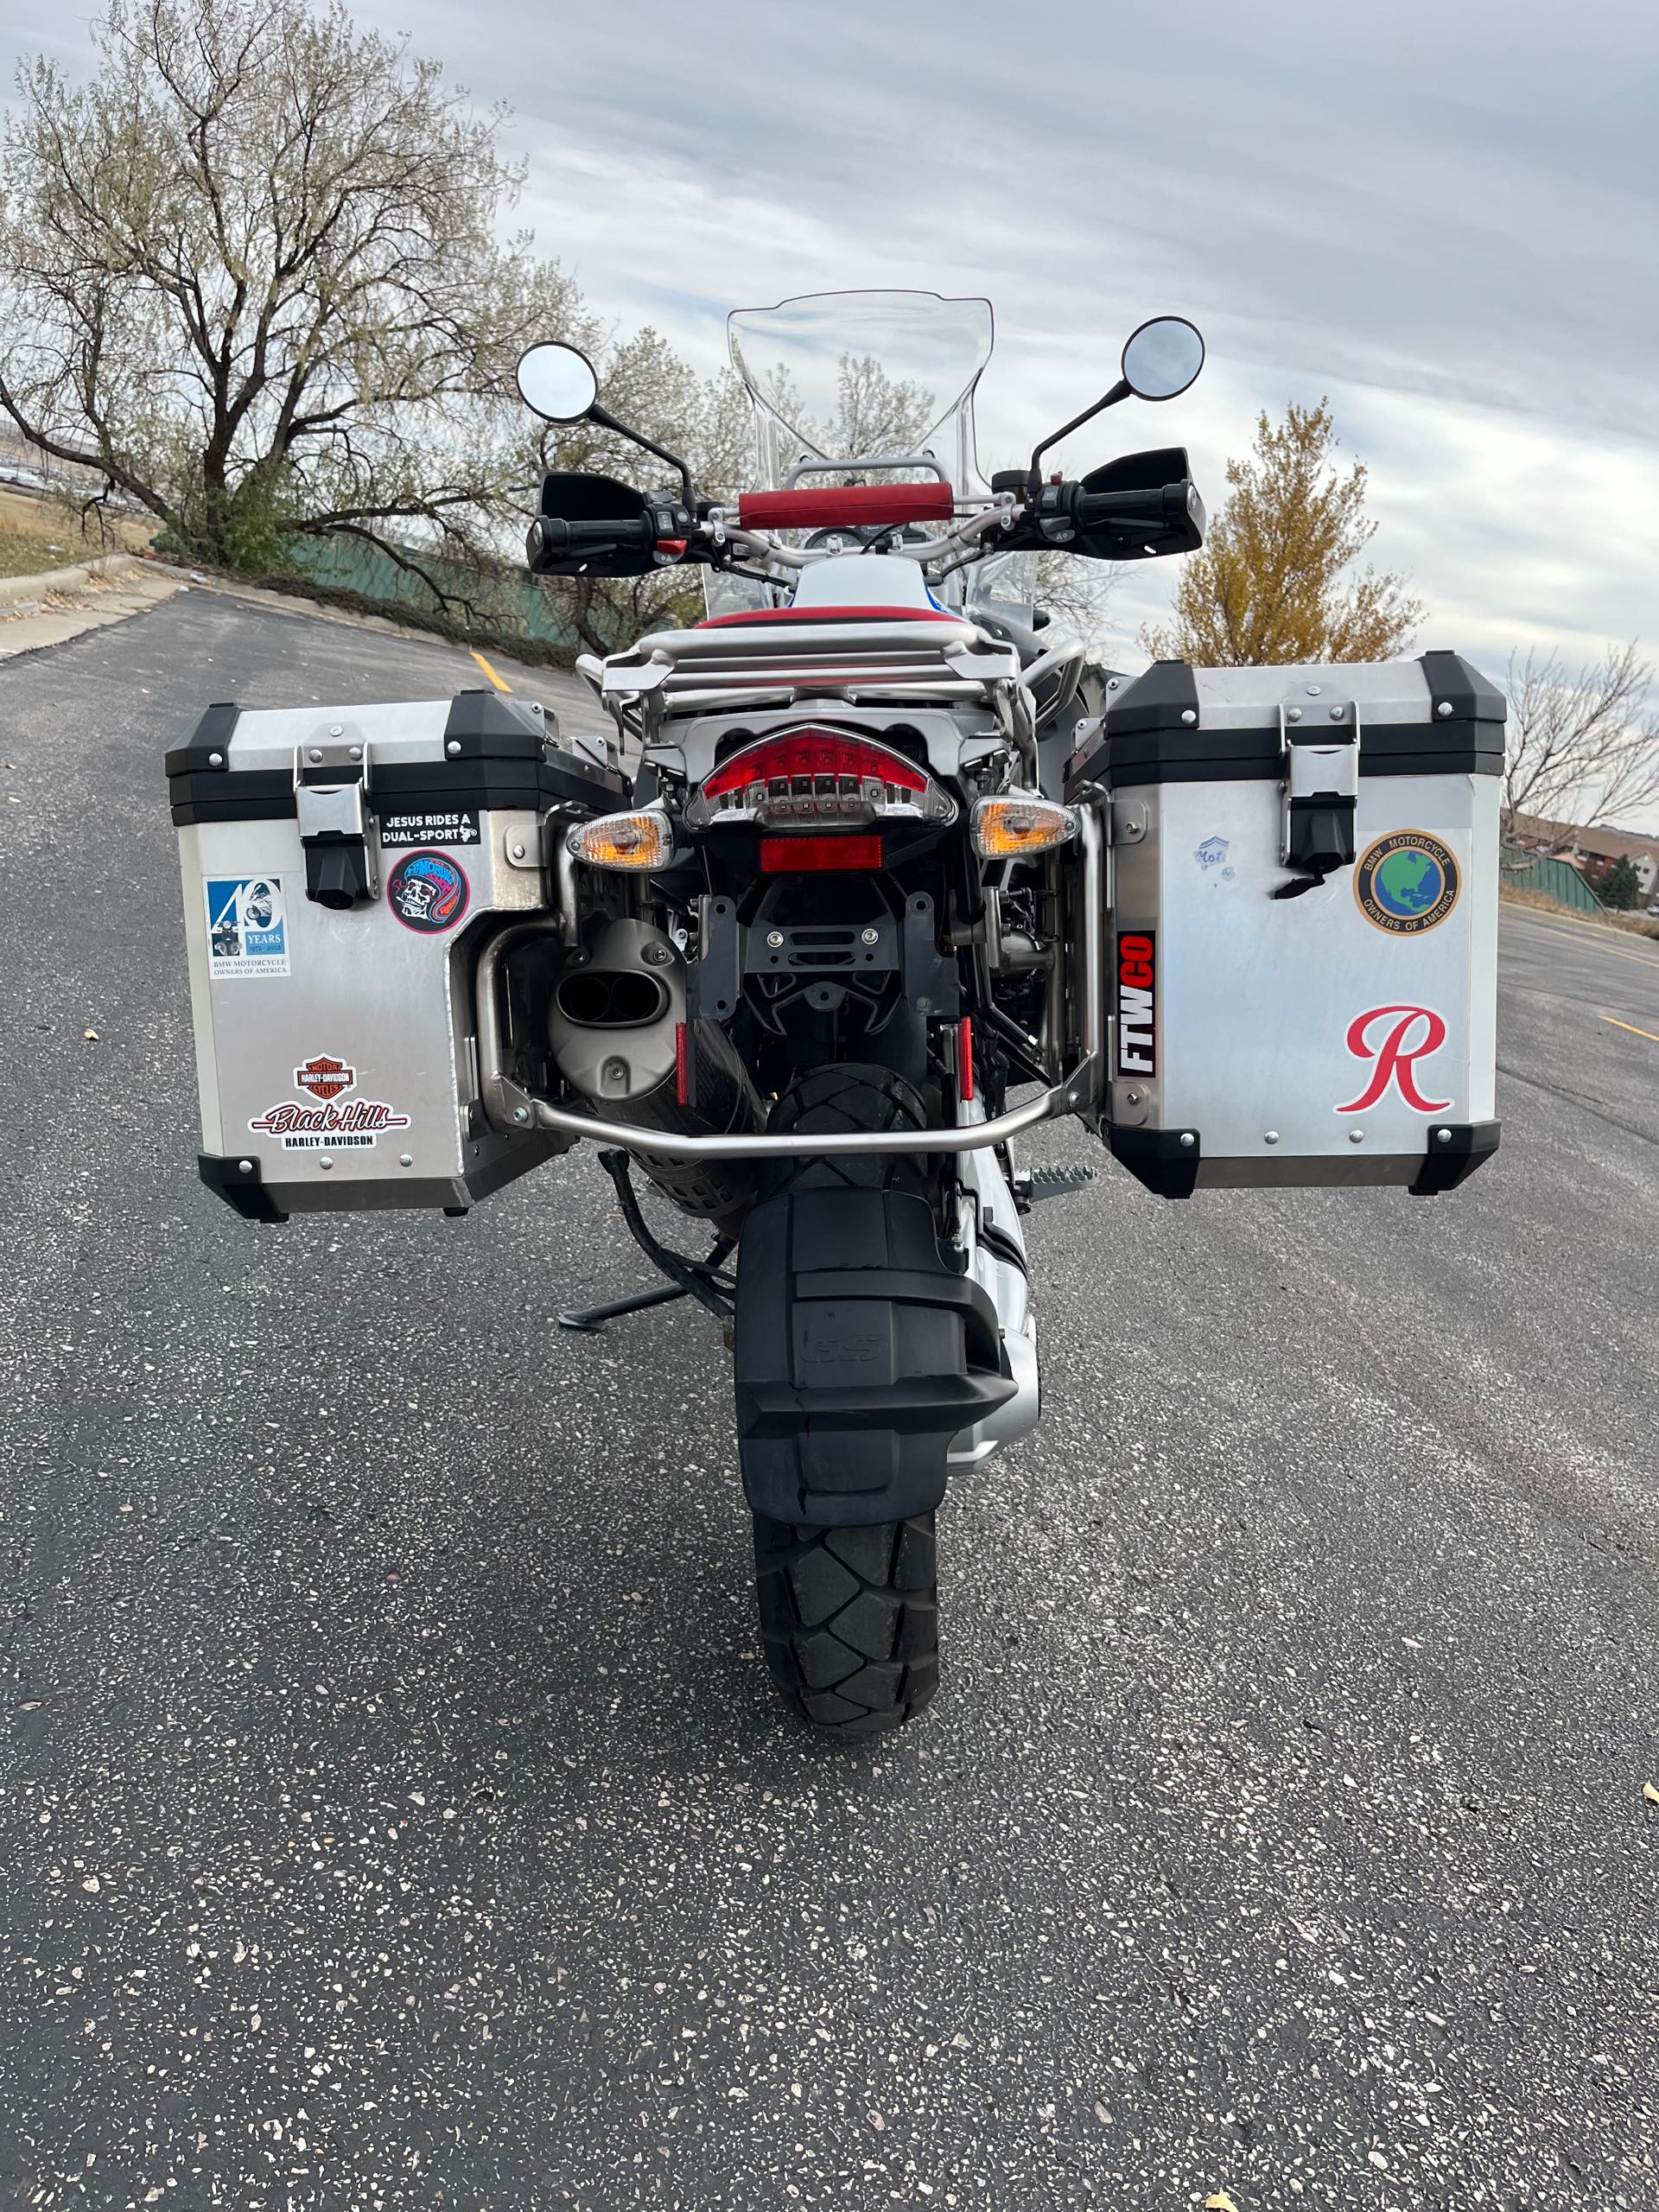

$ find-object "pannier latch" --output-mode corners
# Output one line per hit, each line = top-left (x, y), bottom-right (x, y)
(1277, 702), (1358, 893)
(295, 737), (378, 910)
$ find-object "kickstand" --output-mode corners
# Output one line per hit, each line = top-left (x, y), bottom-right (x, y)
(556, 1149), (736, 1332)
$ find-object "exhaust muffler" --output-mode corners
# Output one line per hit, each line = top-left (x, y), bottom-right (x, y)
(548, 917), (760, 1227)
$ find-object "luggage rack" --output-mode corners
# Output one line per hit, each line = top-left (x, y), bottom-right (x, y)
(579, 613), (1031, 743)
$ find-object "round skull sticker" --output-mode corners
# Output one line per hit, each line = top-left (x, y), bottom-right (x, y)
(386, 849), (469, 933)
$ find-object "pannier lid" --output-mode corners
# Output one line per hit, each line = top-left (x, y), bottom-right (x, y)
(165, 686), (625, 827)
(1068, 651), (1505, 793)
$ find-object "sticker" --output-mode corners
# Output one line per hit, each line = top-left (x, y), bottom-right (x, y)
(1336, 1004), (1452, 1115)
(248, 1054), (411, 1150)
(1116, 931), (1156, 1077)
(1354, 830), (1460, 935)
(386, 850), (469, 933)
(1195, 835), (1229, 870)
(294, 1054), (354, 1102)
(206, 875), (289, 977)
(378, 806), (480, 849)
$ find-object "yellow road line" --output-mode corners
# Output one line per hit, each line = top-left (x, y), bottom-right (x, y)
(1599, 1014), (1659, 1045)
(469, 650), (511, 692)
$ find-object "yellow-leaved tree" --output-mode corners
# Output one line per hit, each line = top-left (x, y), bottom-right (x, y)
(1143, 399), (1423, 664)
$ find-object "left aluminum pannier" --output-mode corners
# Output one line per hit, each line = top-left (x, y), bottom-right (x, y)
(167, 688), (620, 1221)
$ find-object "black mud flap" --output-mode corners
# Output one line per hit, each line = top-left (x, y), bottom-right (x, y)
(734, 1188), (1016, 1528)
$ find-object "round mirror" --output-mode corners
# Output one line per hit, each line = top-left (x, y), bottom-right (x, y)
(516, 341), (599, 423)
(1120, 315), (1205, 403)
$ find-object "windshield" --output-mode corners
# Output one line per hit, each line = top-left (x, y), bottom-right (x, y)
(727, 289), (994, 497)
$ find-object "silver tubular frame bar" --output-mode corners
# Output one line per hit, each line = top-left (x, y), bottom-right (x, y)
(474, 808), (1104, 1161)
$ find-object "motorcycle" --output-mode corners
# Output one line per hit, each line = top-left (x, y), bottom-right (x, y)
(169, 290), (1502, 1733)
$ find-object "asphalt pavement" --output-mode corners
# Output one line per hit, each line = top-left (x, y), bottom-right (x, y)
(2, 588), (1656, 2211)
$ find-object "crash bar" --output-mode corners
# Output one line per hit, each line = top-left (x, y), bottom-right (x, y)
(474, 810), (1103, 1160)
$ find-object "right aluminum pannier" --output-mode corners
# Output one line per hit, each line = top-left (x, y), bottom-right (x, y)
(1065, 650), (1504, 1198)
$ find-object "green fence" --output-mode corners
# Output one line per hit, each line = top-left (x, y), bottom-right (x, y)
(1502, 849), (1610, 914)
(287, 534), (593, 652)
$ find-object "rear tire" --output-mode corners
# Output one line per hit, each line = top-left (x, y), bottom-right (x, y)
(753, 1511), (939, 1734)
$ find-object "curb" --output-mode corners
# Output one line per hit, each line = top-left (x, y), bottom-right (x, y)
(0, 551), (141, 606)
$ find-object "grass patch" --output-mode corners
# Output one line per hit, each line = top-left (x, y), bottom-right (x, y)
(0, 486), (154, 580)
(1501, 880), (1659, 940)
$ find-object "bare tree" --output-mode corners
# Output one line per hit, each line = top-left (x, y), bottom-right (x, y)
(0, 0), (582, 582)
(1502, 641), (1659, 849)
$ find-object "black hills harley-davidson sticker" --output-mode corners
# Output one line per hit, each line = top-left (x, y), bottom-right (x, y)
(386, 849), (470, 933)
(248, 1056), (411, 1150)
(1116, 931), (1156, 1077)
(378, 806), (480, 849)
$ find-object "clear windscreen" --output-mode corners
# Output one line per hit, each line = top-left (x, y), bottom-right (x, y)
(711, 288), (1039, 622)
(727, 289), (994, 495)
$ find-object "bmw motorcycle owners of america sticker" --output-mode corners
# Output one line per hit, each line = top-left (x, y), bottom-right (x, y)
(1353, 830), (1460, 936)
(385, 849), (469, 933)
(205, 874), (289, 977)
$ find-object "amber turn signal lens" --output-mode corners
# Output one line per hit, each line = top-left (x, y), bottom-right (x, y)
(970, 794), (1076, 859)
(567, 810), (675, 871)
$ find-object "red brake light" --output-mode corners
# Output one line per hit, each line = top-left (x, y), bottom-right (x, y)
(702, 727), (927, 802)
(759, 834), (883, 874)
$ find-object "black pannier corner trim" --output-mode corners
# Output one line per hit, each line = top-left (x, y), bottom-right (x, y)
(198, 1153), (289, 1224)
(1408, 1120), (1500, 1197)
(163, 700), (241, 777)
(1107, 1125), (1201, 1199)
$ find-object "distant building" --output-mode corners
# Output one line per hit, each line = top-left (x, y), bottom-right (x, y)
(1509, 813), (1659, 903)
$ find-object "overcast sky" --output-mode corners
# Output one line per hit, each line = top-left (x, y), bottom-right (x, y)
(4, 0), (1656, 676)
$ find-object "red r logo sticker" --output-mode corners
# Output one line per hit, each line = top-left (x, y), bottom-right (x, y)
(1336, 1004), (1452, 1115)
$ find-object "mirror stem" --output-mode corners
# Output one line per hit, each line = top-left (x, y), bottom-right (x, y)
(589, 403), (694, 502)
(1027, 378), (1130, 487)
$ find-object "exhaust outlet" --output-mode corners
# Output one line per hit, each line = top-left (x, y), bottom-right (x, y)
(547, 916), (760, 1226)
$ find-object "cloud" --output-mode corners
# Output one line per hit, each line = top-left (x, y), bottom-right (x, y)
(3, 0), (1654, 672)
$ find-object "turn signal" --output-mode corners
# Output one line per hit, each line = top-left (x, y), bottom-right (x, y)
(971, 793), (1076, 859)
(567, 809), (676, 871)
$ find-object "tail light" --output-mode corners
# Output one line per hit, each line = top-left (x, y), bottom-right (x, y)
(686, 724), (956, 832)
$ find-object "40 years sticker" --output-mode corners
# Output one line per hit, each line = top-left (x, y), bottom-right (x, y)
(386, 849), (469, 933)
(1354, 830), (1460, 935)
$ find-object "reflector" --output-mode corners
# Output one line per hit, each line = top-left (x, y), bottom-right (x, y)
(759, 834), (883, 874)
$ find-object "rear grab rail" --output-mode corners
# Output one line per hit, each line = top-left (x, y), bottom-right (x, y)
(474, 808), (1104, 1160)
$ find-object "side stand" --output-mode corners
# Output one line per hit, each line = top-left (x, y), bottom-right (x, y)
(556, 1148), (737, 1333)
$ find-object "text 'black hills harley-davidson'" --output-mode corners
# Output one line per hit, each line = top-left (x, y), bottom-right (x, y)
(169, 291), (1502, 1733)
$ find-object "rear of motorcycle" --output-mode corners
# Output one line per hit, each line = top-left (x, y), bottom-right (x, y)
(166, 295), (1505, 1738)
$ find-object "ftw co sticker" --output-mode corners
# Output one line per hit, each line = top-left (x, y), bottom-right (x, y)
(1337, 1005), (1452, 1115)
(1116, 931), (1156, 1077)
(249, 1052), (411, 1151)
(206, 875), (289, 977)
(387, 849), (469, 934)
(1354, 830), (1460, 935)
